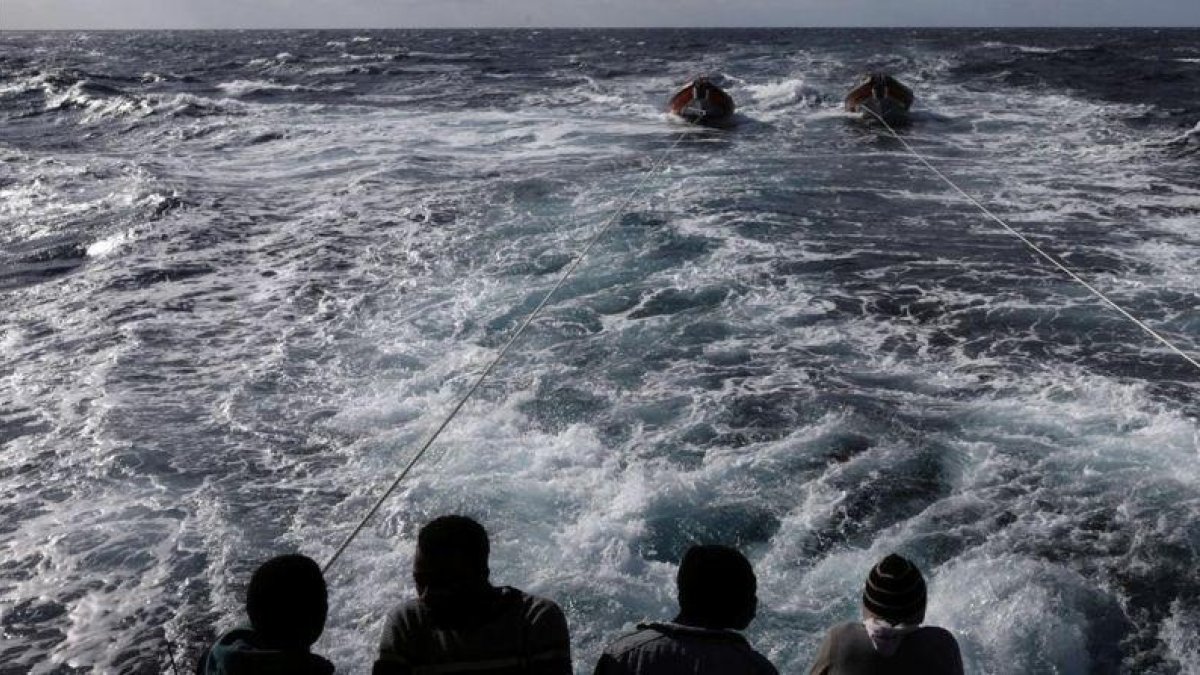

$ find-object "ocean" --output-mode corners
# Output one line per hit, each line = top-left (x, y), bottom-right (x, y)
(1, 28), (1198, 674)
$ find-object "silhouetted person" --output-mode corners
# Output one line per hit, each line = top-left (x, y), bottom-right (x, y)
(593, 544), (778, 675)
(808, 554), (963, 675)
(196, 553), (333, 675)
(374, 515), (572, 675)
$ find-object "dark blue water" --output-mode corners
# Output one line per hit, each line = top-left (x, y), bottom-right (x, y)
(1, 29), (1198, 674)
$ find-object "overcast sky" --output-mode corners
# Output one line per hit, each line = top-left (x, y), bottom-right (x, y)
(3, 0), (1199, 30)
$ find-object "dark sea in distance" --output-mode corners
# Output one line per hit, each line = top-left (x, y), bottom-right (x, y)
(1, 28), (1199, 674)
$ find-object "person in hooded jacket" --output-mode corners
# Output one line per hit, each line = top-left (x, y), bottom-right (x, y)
(593, 544), (778, 675)
(808, 553), (963, 675)
(373, 514), (572, 675)
(196, 553), (334, 675)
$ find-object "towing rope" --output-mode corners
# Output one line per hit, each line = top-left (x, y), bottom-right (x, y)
(861, 105), (1200, 374)
(321, 117), (704, 574)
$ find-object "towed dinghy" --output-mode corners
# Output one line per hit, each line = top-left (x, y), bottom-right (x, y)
(668, 77), (735, 126)
(845, 73), (914, 125)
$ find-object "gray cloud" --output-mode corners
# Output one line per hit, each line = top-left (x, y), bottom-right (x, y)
(3, 0), (1198, 29)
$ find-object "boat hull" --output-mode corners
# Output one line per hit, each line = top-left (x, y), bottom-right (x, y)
(855, 96), (910, 125)
(844, 74), (914, 126)
(675, 99), (734, 126)
(668, 79), (736, 127)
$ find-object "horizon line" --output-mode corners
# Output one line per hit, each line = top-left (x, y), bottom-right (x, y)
(3, 24), (1199, 32)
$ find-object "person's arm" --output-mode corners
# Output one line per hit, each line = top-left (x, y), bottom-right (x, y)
(807, 628), (837, 675)
(372, 659), (413, 675)
(948, 642), (965, 675)
(526, 600), (572, 675)
(752, 648), (781, 675)
(937, 629), (965, 675)
(373, 608), (416, 675)
(592, 652), (629, 675)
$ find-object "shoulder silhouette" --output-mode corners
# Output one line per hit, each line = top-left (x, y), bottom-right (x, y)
(594, 544), (778, 675)
(195, 553), (334, 675)
(808, 553), (963, 675)
(373, 514), (572, 675)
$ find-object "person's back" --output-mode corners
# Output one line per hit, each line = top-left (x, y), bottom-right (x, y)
(596, 621), (776, 675)
(808, 554), (963, 675)
(374, 515), (571, 675)
(377, 584), (569, 674)
(594, 545), (778, 675)
(196, 553), (334, 675)
(200, 627), (334, 675)
(808, 621), (961, 675)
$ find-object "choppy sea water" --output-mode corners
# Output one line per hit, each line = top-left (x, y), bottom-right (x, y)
(1, 28), (1198, 674)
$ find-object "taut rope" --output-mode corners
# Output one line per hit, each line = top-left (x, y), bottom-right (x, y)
(322, 118), (705, 574)
(860, 106), (1200, 374)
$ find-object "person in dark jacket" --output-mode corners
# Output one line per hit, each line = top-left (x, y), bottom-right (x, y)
(373, 514), (572, 675)
(808, 553), (963, 675)
(593, 544), (778, 675)
(196, 553), (334, 675)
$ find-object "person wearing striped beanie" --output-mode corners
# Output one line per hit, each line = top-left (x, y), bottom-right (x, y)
(808, 554), (963, 674)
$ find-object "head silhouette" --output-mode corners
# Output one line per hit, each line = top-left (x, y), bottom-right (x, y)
(246, 554), (328, 651)
(675, 545), (758, 631)
(414, 515), (491, 598)
(862, 553), (927, 625)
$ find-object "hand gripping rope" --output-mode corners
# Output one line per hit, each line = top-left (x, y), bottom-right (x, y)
(860, 106), (1200, 375)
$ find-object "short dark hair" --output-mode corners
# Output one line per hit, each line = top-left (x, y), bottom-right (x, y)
(417, 515), (490, 572)
(246, 554), (328, 650)
(676, 545), (757, 630)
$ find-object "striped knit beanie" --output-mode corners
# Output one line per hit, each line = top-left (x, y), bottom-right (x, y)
(862, 554), (927, 624)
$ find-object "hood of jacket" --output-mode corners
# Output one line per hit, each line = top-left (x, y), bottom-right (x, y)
(202, 627), (335, 675)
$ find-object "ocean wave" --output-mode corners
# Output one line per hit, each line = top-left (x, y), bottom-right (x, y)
(407, 50), (483, 62)
(742, 77), (826, 111)
(306, 64), (384, 77)
(0, 69), (161, 123)
(1159, 602), (1200, 675)
(155, 92), (246, 118)
(1012, 44), (1068, 55)
(339, 51), (406, 62)
(0, 78), (40, 98)
(0, 68), (82, 97)
(3, 27), (1199, 675)
(45, 80), (154, 122)
(85, 228), (137, 258)
(977, 41), (1068, 54)
(1161, 120), (1200, 155)
(215, 79), (349, 97)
